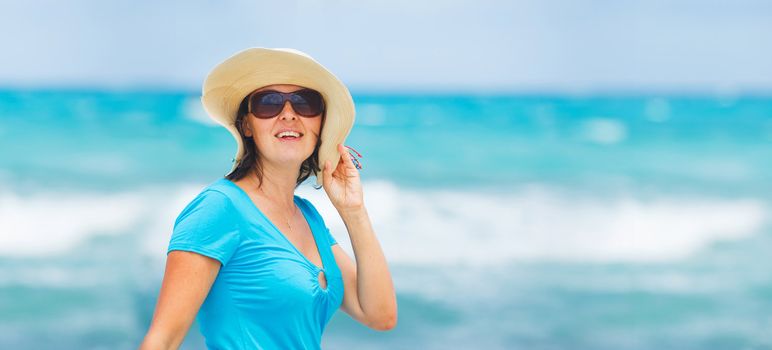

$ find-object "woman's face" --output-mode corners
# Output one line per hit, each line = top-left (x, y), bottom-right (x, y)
(242, 84), (323, 169)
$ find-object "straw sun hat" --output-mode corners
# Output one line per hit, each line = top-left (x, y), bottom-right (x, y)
(200, 47), (356, 187)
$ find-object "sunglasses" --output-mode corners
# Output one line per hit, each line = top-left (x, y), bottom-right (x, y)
(246, 88), (325, 119)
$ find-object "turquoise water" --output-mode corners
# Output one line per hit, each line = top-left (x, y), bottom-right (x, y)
(0, 88), (770, 349)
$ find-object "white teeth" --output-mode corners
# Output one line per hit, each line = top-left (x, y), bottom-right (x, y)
(276, 131), (301, 138)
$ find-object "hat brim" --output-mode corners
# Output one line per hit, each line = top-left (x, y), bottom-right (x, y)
(200, 47), (355, 187)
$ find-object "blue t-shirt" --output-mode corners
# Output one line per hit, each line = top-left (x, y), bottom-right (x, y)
(167, 177), (344, 350)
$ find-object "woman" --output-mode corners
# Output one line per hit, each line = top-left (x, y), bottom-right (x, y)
(139, 48), (397, 350)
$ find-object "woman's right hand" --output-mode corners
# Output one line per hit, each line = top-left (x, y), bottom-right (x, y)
(138, 251), (221, 350)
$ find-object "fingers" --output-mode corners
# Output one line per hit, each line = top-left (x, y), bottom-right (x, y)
(337, 143), (357, 170)
(323, 144), (360, 190)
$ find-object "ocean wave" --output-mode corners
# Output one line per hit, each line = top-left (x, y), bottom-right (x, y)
(297, 181), (768, 265)
(0, 181), (767, 266)
(0, 184), (200, 257)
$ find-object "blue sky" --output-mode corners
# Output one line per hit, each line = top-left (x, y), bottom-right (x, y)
(2, 0), (771, 93)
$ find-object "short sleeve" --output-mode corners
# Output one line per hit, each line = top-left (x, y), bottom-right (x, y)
(299, 197), (338, 246)
(324, 226), (338, 246)
(167, 190), (242, 266)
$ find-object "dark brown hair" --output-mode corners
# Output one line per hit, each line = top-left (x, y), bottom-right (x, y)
(224, 93), (325, 190)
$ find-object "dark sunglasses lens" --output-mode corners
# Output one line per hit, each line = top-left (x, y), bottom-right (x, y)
(251, 92), (284, 118)
(249, 89), (324, 118)
(291, 90), (324, 116)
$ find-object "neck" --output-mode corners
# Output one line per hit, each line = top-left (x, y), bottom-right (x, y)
(248, 160), (300, 209)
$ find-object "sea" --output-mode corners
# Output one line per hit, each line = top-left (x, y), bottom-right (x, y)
(0, 88), (770, 349)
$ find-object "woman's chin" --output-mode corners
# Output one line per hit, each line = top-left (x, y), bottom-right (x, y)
(266, 153), (313, 167)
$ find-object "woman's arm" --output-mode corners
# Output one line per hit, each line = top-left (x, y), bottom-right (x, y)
(139, 251), (221, 349)
(332, 206), (397, 331)
(322, 143), (397, 331)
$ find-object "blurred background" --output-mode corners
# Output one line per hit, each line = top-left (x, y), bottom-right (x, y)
(1, 0), (771, 349)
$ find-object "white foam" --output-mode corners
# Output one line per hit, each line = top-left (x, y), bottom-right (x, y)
(299, 181), (768, 265)
(1, 181), (767, 267)
(0, 184), (200, 257)
(0, 188), (146, 255)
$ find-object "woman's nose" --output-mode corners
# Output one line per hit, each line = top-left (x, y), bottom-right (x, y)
(278, 101), (297, 120)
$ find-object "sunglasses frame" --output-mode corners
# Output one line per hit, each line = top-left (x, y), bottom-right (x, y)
(246, 88), (326, 119)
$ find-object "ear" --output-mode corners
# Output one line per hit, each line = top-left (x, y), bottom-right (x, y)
(241, 119), (253, 138)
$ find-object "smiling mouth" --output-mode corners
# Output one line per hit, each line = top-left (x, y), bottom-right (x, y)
(275, 131), (303, 140)
(277, 136), (301, 141)
(275, 133), (303, 143)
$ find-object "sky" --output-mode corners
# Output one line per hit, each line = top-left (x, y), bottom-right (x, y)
(1, 0), (771, 93)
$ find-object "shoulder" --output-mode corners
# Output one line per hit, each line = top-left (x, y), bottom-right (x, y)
(295, 195), (326, 220)
(169, 187), (243, 266)
(294, 194), (317, 211)
(179, 178), (238, 213)
(175, 188), (237, 226)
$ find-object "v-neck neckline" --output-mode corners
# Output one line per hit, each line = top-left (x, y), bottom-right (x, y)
(221, 178), (326, 272)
